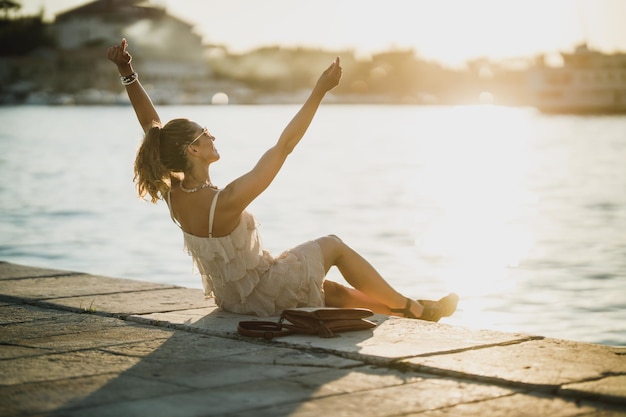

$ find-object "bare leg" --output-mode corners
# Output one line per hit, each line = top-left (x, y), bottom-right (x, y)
(316, 235), (425, 317)
(323, 280), (393, 314)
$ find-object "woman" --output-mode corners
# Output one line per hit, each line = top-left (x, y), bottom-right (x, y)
(107, 38), (458, 320)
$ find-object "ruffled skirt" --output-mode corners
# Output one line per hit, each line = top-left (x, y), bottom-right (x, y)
(219, 240), (326, 317)
(183, 212), (326, 317)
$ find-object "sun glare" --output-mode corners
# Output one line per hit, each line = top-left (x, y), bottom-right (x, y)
(333, 0), (573, 67)
(413, 106), (536, 296)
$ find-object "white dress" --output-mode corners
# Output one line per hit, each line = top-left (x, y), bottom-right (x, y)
(167, 190), (326, 317)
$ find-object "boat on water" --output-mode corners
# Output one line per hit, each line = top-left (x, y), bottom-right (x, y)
(527, 44), (626, 114)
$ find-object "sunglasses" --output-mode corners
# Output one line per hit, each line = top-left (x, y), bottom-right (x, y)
(185, 127), (215, 153)
(189, 127), (209, 147)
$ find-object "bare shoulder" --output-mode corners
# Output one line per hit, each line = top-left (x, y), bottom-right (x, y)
(210, 187), (246, 237)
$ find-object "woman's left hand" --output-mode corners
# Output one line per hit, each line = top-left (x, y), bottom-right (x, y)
(316, 57), (342, 93)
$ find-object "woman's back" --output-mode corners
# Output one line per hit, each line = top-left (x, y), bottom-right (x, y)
(168, 184), (240, 238)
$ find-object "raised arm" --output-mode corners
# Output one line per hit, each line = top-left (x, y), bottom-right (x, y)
(107, 38), (160, 132)
(221, 57), (342, 212)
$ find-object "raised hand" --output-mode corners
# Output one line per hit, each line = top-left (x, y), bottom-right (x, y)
(316, 57), (342, 93)
(107, 38), (133, 70)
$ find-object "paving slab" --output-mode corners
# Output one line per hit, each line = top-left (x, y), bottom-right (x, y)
(400, 338), (626, 387)
(0, 262), (79, 280)
(232, 376), (515, 417)
(2, 305), (158, 338)
(99, 330), (264, 361)
(34, 287), (211, 316)
(0, 372), (192, 417)
(4, 322), (174, 355)
(48, 378), (319, 417)
(0, 303), (70, 324)
(286, 318), (537, 361)
(126, 356), (332, 391)
(0, 305), (175, 357)
(0, 349), (143, 385)
(412, 392), (624, 417)
(0, 274), (176, 300)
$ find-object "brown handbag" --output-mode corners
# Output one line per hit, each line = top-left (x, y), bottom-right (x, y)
(237, 308), (377, 340)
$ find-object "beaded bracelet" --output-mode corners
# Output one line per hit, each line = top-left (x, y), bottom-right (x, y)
(120, 72), (138, 86)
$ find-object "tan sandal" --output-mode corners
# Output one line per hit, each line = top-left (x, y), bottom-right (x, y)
(419, 293), (459, 319)
(390, 293), (459, 322)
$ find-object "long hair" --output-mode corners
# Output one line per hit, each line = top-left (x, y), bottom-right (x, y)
(133, 118), (199, 203)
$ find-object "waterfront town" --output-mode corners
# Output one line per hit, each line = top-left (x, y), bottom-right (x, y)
(2, 0), (626, 112)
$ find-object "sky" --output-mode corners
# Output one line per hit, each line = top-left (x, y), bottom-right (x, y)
(17, 0), (626, 68)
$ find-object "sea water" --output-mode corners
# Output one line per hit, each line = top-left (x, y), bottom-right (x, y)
(1, 104), (624, 346)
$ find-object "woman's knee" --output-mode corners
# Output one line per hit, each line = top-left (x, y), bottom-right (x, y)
(316, 234), (345, 270)
(316, 234), (344, 253)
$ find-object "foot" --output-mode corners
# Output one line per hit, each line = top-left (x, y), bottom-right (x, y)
(418, 293), (459, 319)
(390, 293), (459, 322)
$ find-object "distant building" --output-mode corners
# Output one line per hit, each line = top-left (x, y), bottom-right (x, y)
(528, 44), (626, 114)
(1, 0), (223, 104)
(51, 0), (211, 93)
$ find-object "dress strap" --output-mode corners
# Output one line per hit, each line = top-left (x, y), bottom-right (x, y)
(208, 190), (221, 238)
(165, 191), (182, 229)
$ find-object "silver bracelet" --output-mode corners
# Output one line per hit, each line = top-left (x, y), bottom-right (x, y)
(120, 72), (138, 86)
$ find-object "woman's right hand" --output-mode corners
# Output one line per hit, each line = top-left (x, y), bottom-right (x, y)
(107, 38), (133, 74)
(315, 57), (342, 93)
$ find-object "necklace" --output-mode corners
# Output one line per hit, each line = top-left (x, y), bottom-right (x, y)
(179, 180), (217, 193)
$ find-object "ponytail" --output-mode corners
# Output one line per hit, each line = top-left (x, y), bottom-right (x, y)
(134, 123), (170, 203)
(133, 118), (200, 203)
